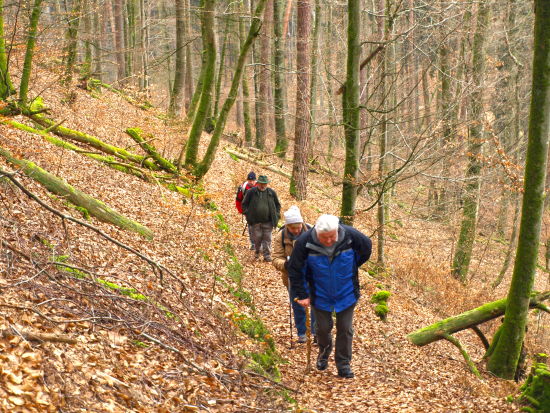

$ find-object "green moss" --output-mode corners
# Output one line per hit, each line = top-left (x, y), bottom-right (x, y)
(228, 153), (240, 162)
(371, 290), (391, 303)
(371, 290), (390, 322)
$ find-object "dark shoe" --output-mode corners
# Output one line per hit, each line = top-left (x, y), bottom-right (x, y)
(250, 245), (255, 250)
(264, 256), (272, 262)
(254, 251), (260, 259)
(297, 335), (307, 343)
(316, 357), (328, 371)
(338, 368), (354, 379)
(313, 335), (318, 344)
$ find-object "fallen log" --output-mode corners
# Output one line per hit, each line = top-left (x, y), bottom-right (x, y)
(0, 146), (154, 239)
(126, 128), (177, 174)
(407, 291), (550, 347)
(2, 118), (152, 181)
(0, 327), (77, 344)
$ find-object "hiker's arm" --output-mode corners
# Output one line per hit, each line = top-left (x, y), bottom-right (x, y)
(345, 225), (372, 266)
(271, 231), (286, 272)
(241, 189), (252, 215)
(288, 237), (309, 300)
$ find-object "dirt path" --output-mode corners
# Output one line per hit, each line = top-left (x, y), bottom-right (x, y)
(205, 149), (518, 413)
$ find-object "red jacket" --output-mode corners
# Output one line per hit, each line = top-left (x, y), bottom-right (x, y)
(235, 182), (256, 213)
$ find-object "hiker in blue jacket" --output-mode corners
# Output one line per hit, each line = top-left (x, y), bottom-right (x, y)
(287, 214), (372, 379)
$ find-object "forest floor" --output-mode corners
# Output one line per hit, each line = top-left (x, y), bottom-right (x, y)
(0, 65), (543, 412)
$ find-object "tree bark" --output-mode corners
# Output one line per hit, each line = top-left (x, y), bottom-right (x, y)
(183, 0), (217, 169)
(451, 2), (490, 283)
(256, 0), (273, 150)
(184, 0), (193, 109)
(168, 0), (186, 117)
(62, 0), (82, 83)
(19, 0), (42, 103)
(272, 0), (288, 156)
(239, 8), (253, 146)
(487, 0), (550, 379)
(213, 14), (231, 118)
(113, 0), (126, 81)
(0, 147), (154, 239)
(339, 0), (362, 223)
(0, 0), (15, 99)
(308, 0), (321, 159)
(289, 0), (310, 200)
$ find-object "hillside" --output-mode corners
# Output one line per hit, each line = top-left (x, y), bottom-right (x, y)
(0, 67), (539, 412)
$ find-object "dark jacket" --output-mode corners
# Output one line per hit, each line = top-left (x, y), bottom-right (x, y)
(288, 224), (372, 313)
(241, 186), (281, 228)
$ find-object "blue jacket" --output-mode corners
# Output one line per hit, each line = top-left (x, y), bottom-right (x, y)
(288, 224), (372, 313)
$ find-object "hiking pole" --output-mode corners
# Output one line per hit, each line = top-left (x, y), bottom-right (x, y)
(289, 289), (294, 349)
(241, 222), (248, 236)
(294, 298), (312, 373)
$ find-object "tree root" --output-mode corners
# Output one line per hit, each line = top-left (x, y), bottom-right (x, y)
(442, 333), (482, 380)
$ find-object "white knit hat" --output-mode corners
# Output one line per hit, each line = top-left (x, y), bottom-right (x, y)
(284, 206), (303, 225)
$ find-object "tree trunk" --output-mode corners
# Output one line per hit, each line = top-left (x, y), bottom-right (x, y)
(184, 0), (193, 109)
(193, 0), (268, 178)
(126, 0), (136, 80)
(407, 291), (550, 347)
(487, 0), (550, 379)
(19, 0), (42, 103)
(289, 0), (310, 200)
(83, 0), (93, 77)
(113, 0), (126, 82)
(492, 193), (521, 289)
(451, 2), (490, 283)
(308, 0), (321, 158)
(272, 0), (287, 156)
(255, 0), (273, 150)
(0, 147), (154, 239)
(168, 0), (186, 117)
(339, 0), (362, 224)
(213, 14), (231, 118)
(239, 8), (253, 146)
(325, 0), (335, 162)
(183, 0), (217, 169)
(62, 0), (82, 84)
(0, 0), (14, 99)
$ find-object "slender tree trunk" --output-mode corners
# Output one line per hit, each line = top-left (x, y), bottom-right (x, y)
(19, 0), (42, 103)
(492, 193), (521, 289)
(289, 0), (310, 200)
(113, 0), (125, 81)
(252, 1), (262, 147)
(451, 2), (490, 283)
(308, 0), (321, 158)
(82, 0), (92, 77)
(184, 0), (217, 169)
(126, 0), (136, 80)
(62, 0), (82, 84)
(214, 14), (231, 118)
(92, 0), (102, 81)
(326, 0), (335, 162)
(183, 0), (193, 109)
(0, 0), (15, 99)
(339, 0), (361, 223)
(256, 0), (273, 149)
(194, 0), (267, 178)
(488, 0), (550, 379)
(168, 0), (186, 117)
(239, 8), (253, 146)
(272, 0), (287, 156)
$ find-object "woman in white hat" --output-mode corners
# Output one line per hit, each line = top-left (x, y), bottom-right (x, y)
(272, 206), (315, 344)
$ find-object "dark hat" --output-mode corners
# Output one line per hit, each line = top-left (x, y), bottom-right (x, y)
(257, 175), (270, 184)
(247, 171), (257, 180)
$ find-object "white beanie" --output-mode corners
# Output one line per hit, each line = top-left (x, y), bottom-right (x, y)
(284, 206), (303, 225)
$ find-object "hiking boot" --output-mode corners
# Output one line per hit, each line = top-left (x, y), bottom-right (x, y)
(313, 335), (318, 344)
(254, 251), (260, 259)
(316, 355), (328, 371)
(249, 245), (255, 250)
(337, 368), (354, 379)
(297, 335), (307, 343)
(264, 256), (273, 262)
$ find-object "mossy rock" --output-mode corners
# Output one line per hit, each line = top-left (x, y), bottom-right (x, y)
(375, 304), (389, 321)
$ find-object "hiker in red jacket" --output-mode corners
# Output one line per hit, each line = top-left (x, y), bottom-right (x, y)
(236, 171), (257, 250)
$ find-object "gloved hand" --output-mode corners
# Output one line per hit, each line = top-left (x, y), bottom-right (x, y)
(284, 260), (290, 270)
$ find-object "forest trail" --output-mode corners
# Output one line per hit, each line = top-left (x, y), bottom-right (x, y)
(0, 78), (523, 412)
(203, 149), (518, 412)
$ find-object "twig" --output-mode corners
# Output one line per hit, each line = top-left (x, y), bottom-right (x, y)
(0, 327), (78, 344)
